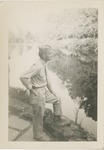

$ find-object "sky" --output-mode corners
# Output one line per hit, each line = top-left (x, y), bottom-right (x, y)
(0, 1), (87, 41)
(6, 2), (70, 33)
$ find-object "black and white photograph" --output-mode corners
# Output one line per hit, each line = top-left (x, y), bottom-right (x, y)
(0, 0), (104, 149)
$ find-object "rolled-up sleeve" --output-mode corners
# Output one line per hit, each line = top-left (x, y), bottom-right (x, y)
(20, 64), (39, 90)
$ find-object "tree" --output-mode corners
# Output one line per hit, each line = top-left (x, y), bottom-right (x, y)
(25, 31), (36, 43)
(48, 9), (98, 121)
(49, 42), (97, 121)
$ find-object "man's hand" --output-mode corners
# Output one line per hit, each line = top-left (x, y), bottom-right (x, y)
(26, 89), (37, 96)
(26, 90), (30, 96)
(51, 92), (57, 97)
(30, 89), (37, 96)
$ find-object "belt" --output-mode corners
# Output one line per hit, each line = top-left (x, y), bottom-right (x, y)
(32, 86), (45, 89)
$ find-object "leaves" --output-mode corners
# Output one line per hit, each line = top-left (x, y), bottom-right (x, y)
(48, 9), (98, 121)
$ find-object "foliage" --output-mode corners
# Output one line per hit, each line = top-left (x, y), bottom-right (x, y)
(47, 8), (98, 40)
(48, 9), (98, 121)
(9, 87), (29, 103)
(49, 44), (97, 121)
(49, 9), (97, 121)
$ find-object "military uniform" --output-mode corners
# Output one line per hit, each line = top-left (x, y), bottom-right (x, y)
(20, 60), (62, 140)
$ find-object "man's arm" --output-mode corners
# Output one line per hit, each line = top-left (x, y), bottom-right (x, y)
(45, 66), (56, 96)
(20, 64), (39, 90)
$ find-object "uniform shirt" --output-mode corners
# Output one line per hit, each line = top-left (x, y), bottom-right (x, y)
(20, 60), (47, 89)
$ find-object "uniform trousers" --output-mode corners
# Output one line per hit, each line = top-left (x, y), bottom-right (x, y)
(30, 86), (62, 139)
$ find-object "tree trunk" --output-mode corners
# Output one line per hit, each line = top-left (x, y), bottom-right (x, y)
(75, 108), (80, 124)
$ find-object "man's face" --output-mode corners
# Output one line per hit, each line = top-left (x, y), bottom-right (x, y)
(39, 45), (55, 62)
(43, 52), (53, 62)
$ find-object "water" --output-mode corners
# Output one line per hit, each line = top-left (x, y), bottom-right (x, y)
(47, 70), (97, 137)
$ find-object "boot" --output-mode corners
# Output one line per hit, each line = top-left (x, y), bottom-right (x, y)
(34, 132), (51, 141)
(53, 101), (62, 116)
(53, 115), (71, 126)
(53, 101), (71, 126)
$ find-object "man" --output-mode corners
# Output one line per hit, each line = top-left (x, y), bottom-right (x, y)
(20, 45), (69, 141)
